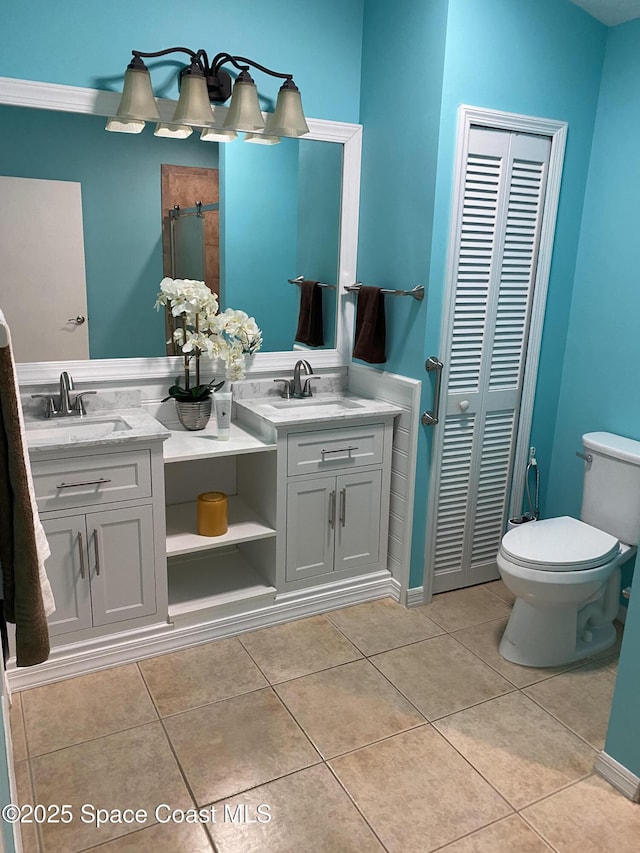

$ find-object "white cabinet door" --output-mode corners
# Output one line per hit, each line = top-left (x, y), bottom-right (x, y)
(41, 515), (93, 636)
(286, 477), (335, 582)
(335, 470), (382, 573)
(87, 505), (157, 627)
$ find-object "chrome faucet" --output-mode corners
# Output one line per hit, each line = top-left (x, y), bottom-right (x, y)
(292, 359), (313, 398)
(31, 372), (96, 418)
(273, 359), (319, 399)
(59, 371), (73, 415)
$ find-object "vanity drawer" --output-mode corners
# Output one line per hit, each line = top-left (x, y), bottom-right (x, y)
(287, 424), (384, 476)
(32, 450), (152, 512)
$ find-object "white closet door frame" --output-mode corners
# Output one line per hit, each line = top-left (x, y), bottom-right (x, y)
(423, 105), (567, 602)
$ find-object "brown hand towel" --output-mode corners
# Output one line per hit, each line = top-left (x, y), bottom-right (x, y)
(0, 344), (51, 667)
(294, 280), (324, 347)
(352, 286), (386, 364)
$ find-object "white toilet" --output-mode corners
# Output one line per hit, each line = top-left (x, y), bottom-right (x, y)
(497, 432), (640, 668)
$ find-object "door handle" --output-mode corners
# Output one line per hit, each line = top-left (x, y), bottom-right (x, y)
(329, 491), (336, 529)
(77, 531), (86, 580)
(421, 356), (444, 426)
(339, 488), (346, 527)
(93, 529), (101, 576)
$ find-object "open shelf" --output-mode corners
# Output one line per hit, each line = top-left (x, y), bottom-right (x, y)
(165, 496), (276, 557)
(163, 421), (276, 464)
(167, 550), (276, 618)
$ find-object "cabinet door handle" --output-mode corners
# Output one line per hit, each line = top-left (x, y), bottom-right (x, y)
(56, 478), (111, 489)
(340, 488), (346, 527)
(93, 529), (101, 576)
(321, 446), (358, 461)
(329, 491), (336, 529)
(77, 531), (86, 580)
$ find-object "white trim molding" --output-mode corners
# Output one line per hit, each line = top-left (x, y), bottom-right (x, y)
(0, 76), (362, 386)
(348, 364), (421, 599)
(423, 105), (567, 602)
(8, 571), (398, 691)
(406, 586), (425, 608)
(594, 751), (640, 802)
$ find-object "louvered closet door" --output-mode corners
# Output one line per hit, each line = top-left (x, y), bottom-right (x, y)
(429, 127), (551, 593)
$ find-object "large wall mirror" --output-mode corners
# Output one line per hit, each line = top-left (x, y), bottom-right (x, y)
(0, 78), (361, 383)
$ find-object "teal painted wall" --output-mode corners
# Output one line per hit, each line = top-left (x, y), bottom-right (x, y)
(430, 0), (605, 538)
(0, 0), (364, 123)
(221, 138), (299, 352)
(359, 0), (606, 587)
(545, 19), (640, 777)
(358, 0), (449, 586)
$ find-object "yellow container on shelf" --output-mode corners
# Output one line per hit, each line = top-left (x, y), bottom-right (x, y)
(197, 491), (228, 536)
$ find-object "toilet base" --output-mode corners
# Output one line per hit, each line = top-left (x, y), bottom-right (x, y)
(499, 597), (617, 668)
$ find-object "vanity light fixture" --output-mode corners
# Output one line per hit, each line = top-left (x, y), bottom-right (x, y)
(106, 49), (309, 143)
(244, 133), (281, 145)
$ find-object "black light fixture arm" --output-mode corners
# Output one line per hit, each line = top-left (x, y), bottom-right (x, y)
(210, 52), (294, 83)
(128, 48), (298, 104)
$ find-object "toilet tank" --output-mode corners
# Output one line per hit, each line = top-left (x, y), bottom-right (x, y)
(581, 432), (640, 544)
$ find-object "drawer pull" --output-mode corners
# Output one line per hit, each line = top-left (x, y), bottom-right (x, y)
(56, 478), (112, 490)
(77, 531), (86, 580)
(321, 446), (358, 461)
(329, 491), (336, 529)
(340, 488), (346, 527)
(93, 529), (101, 576)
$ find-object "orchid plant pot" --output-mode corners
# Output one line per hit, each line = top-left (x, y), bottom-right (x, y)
(155, 277), (262, 433)
(175, 398), (212, 431)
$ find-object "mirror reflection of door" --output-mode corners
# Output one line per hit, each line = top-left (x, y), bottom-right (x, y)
(0, 175), (89, 361)
(161, 165), (219, 356)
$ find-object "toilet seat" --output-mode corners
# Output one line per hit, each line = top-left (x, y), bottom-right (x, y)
(500, 516), (619, 572)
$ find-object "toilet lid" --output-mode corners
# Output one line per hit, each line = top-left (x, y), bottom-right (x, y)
(500, 516), (619, 571)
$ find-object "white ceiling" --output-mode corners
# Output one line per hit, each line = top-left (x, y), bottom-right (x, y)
(570, 0), (640, 25)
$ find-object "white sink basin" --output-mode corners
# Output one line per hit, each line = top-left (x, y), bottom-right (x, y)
(269, 397), (364, 411)
(25, 416), (132, 444)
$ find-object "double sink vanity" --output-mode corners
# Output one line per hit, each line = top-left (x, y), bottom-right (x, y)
(15, 378), (401, 687)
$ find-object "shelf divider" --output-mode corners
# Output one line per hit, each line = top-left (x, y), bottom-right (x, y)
(166, 495), (276, 557)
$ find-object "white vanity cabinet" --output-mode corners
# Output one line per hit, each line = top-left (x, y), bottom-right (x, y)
(41, 505), (156, 636)
(273, 418), (394, 595)
(284, 423), (387, 585)
(286, 469), (382, 582)
(30, 444), (166, 644)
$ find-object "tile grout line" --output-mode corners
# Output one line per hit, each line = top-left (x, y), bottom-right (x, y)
(322, 760), (392, 853)
(134, 661), (206, 821)
(14, 587), (625, 851)
(18, 694), (44, 853)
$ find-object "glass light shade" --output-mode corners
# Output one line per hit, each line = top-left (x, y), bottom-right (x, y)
(265, 86), (309, 138)
(223, 77), (265, 132)
(105, 117), (145, 134)
(154, 123), (193, 139)
(171, 74), (215, 127)
(113, 67), (161, 122)
(200, 127), (238, 143)
(244, 133), (281, 145)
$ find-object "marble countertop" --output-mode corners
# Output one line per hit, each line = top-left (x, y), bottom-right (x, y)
(25, 408), (170, 455)
(234, 392), (402, 428)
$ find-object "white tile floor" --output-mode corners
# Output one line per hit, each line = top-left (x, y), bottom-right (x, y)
(9, 581), (639, 852)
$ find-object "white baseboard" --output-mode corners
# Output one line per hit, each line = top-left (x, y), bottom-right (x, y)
(594, 751), (640, 802)
(406, 586), (425, 607)
(8, 572), (398, 691)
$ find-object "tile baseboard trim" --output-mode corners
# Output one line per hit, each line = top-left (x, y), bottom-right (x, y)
(594, 751), (640, 802)
(7, 573), (399, 692)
